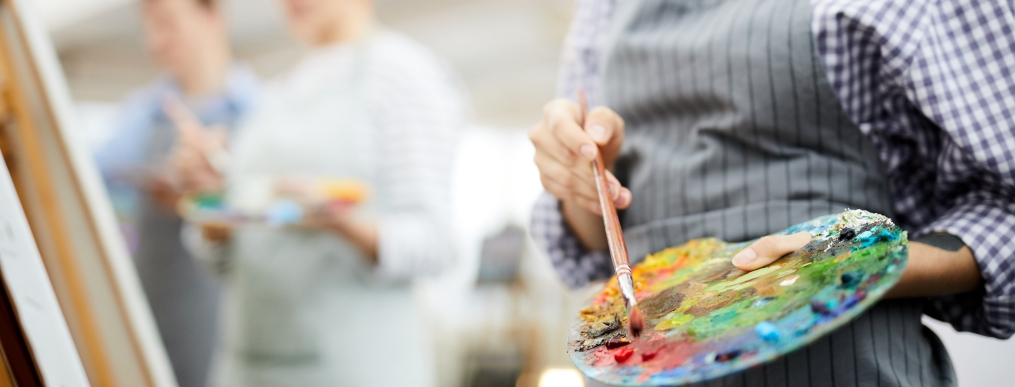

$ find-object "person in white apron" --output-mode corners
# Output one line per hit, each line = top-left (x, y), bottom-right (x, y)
(177, 1), (466, 385)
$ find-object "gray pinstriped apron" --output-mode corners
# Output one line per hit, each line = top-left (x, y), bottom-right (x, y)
(591, 0), (956, 385)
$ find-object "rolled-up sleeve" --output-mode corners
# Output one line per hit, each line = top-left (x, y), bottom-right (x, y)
(813, 0), (1015, 338)
(530, 192), (614, 289)
(369, 39), (465, 280)
(922, 191), (1015, 339)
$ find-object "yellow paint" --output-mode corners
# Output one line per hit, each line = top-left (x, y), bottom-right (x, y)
(654, 313), (694, 331)
(835, 252), (852, 262)
(705, 265), (781, 293)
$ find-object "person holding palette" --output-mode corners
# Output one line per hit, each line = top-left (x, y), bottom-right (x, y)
(94, 0), (259, 386)
(172, 0), (465, 386)
(530, 0), (1013, 386)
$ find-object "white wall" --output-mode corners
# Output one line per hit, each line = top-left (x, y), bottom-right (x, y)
(34, 0), (136, 32)
(925, 318), (1015, 386)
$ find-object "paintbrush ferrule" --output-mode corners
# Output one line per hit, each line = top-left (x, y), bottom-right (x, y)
(615, 264), (632, 277)
(618, 273), (637, 307)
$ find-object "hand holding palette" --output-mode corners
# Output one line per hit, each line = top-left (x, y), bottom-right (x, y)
(567, 210), (907, 386)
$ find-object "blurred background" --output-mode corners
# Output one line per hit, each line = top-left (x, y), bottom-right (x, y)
(28, 0), (1015, 386)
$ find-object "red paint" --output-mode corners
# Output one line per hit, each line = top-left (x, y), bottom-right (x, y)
(636, 337), (700, 371)
(589, 347), (614, 367)
(605, 338), (631, 349)
(586, 323), (702, 371)
(614, 347), (634, 363)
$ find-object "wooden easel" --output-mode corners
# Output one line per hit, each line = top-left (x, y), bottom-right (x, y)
(0, 1), (176, 386)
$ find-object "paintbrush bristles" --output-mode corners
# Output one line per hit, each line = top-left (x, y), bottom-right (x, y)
(618, 274), (642, 339)
(628, 304), (645, 338)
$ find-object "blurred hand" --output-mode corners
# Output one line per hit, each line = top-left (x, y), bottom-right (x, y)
(303, 202), (356, 231)
(529, 99), (630, 215)
(163, 97), (228, 194)
(200, 221), (232, 244)
(730, 232), (983, 300)
(304, 202), (379, 261)
(731, 232), (813, 271)
(144, 173), (183, 212)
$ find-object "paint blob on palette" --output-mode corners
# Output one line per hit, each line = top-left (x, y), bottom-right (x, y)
(567, 209), (907, 386)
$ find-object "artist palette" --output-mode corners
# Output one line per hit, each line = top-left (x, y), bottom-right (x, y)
(567, 210), (907, 386)
(177, 178), (369, 226)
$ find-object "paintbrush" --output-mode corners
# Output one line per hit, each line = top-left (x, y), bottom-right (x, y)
(162, 96), (232, 177)
(577, 90), (644, 339)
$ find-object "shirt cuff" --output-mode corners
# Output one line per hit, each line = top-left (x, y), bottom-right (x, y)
(529, 192), (614, 289)
(919, 200), (1015, 339)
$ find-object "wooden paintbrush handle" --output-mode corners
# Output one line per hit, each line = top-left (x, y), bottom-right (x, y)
(577, 89), (632, 275)
(591, 153), (632, 273)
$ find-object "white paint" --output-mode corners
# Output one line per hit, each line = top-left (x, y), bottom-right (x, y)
(779, 276), (798, 287)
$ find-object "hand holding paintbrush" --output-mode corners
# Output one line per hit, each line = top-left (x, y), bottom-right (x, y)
(162, 96), (234, 243)
(577, 90), (645, 339)
(162, 95), (230, 194)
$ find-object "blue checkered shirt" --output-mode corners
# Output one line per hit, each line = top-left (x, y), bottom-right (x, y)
(531, 0), (1015, 339)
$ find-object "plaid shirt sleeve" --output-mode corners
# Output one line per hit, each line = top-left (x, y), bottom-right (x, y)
(530, 0), (619, 289)
(813, 0), (1015, 338)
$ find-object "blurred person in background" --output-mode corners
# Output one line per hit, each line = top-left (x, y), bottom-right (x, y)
(529, 0), (1013, 386)
(93, 0), (258, 386)
(173, 0), (465, 386)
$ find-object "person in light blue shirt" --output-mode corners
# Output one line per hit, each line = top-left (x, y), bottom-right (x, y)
(94, 0), (258, 386)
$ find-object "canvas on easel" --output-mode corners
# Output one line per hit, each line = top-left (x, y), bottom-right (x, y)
(0, 148), (89, 387)
(0, 0), (176, 386)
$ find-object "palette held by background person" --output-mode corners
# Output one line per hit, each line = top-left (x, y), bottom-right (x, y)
(567, 209), (908, 386)
(177, 177), (369, 226)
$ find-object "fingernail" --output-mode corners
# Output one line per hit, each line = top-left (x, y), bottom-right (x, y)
(588, 124), (607, 142)
(580, 144), (597, 160)
(609, 183), (619, 199)
(733, 248), (758, 266)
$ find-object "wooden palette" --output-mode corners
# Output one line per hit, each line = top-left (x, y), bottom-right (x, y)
(567, 210), (907, 386)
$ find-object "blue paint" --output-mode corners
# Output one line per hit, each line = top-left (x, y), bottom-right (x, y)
(854, 228), (900, 250)
(840, 272), (862, 288)
(754, 322), (780, 342)
(753, 297), (777, 308)
(841, 294), (861, 310)
(266, 199), (303, 225)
